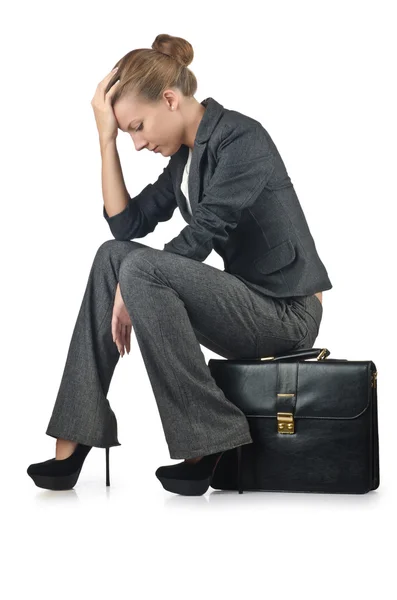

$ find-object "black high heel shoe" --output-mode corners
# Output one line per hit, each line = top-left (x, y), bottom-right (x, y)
(155, 445), (243, 496)
(27, 443), (111, 490)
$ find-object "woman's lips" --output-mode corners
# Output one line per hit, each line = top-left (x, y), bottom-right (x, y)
(154, 146), (160, 152)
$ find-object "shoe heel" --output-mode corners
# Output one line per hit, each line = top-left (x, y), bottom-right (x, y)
(237, 445), (243, 494)
(105, 447), (110, 486)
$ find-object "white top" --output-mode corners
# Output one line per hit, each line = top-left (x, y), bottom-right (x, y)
(180, 147), (193, 215)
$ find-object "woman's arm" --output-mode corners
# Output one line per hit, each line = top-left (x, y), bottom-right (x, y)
(100, 139), (130, 218)
(92, 68), (177, 241)
(102, 152), (178, 241)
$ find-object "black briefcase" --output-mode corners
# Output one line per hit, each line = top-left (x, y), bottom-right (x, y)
(208, 347), (379, 495)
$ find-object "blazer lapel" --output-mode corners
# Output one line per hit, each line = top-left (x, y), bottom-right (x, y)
(174, 145), (192, 224)
(174, 96), (225, 224)
(187, 142), (205, 217)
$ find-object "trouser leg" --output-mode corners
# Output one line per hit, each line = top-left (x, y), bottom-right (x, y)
(45, 239), (149, 448)
(118, 247), (262, 459)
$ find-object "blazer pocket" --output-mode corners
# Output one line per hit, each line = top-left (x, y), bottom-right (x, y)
(254, 239), (296, 274)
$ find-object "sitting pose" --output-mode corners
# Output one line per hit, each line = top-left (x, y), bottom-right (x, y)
(27, 33), (332, 496)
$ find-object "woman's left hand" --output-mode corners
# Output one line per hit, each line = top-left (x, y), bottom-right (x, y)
(112, 283), (132, 357)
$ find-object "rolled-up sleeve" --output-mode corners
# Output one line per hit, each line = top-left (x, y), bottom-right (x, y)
(162, 124), (275, 262)
(103, 161), (177, 241)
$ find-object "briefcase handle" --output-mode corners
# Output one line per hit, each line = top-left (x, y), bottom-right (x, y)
(259, 347), (340, 362)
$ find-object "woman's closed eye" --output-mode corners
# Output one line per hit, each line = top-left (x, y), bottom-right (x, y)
(135, 123), (143, 132)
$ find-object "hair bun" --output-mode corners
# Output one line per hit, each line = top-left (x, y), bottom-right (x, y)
(152, 33), (194, 67)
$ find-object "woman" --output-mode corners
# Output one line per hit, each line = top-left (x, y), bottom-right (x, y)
(27, 33), (332, 495)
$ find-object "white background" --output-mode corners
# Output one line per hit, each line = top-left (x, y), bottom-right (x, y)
(1, 0), (395, 598)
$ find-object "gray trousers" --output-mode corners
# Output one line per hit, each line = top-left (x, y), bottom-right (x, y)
(45, 240), (323, 459)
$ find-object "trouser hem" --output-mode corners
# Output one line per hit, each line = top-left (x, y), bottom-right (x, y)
(45, 428), (121, 449)
(168, 433), (254, 460)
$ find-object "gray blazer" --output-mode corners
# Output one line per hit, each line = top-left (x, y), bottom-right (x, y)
(103, 96), (333, 298)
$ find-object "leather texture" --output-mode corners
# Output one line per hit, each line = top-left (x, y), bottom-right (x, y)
(208, 348), (379, 494)
(103, 96), (333, 298)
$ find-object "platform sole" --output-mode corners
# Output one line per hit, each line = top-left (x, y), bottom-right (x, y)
(156, 475), (212, 496)
(28, 466), (83, 491)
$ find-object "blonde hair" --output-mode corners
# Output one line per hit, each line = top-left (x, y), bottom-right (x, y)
(106, 34), (198, 106)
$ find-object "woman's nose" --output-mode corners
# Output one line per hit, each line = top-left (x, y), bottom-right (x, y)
(130, 134), (147, 151)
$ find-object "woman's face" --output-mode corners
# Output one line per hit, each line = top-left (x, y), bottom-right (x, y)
(113, 91), (184, 156)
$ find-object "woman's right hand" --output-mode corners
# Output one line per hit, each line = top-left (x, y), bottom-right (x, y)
(91, 67), (121, 144)
(112, 282), (132, 357)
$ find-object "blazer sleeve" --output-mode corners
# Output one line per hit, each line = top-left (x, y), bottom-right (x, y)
(162, 124), (275, 262)
(103, 161), (177, 241)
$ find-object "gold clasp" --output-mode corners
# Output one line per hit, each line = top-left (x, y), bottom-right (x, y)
(277, 412), (295, 434)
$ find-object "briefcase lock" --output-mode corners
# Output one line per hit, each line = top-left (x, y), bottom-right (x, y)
(277, 412), (295, 434)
